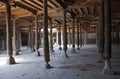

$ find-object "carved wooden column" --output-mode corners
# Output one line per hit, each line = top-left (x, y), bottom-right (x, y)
(13, 19), (19, 55)
(98, 0), (105, 61)
(77, 20), (80, 50)
(63, 8), (68, 58)
(29, 25), (33, 50)
(16, 27), (21, 53)
(27, 26), (31, 49)
(35, 15), (40, 56)
(80, 24), (83, 48)
(38, 27), (41, 48)
(68, 27), (71, 47)
(84, 31), (87, 44)
(115, 31), (119, 48)
(19, 31), (22, 50)
(6, 2), (16, 64)
(115, 25), (119, 48)
(58, 23), (62, 50)
(71, 16), (76, 53)
(43, 0), (52, 69)
(49, 18), (54, 52)
(103, 0), (113, 74)
(31, 23), (34, 51)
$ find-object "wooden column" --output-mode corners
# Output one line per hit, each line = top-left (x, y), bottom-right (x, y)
(38, 27), (41, 48)
(80, 24), (83, 48)
(35, 15), (40, 56)
(13, 19), (19, 55)
(49, 18), (54, 52)
(27, 26), (31, 49)
(115, 31), (119, 48)
(29, 25), (33, 50)
(43, 0), (52, 69)
(98, 0), (105, 61)
(63, 8), (68, 58)
(19, 31), (22, 50)
(58, 23), (62, 50)
(31, 23), (34, 51)
(72, 16), (75, 50)
(77, 20), (80, 50)
(103, 0), (113, 74)
(16, 27), (21, 52)
(6, 2), (16, 64)
(84, 31), (87, 44)
(68, 27), (71, 47)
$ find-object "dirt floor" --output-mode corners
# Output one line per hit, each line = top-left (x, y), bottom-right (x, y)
(0, 44), (120, 79)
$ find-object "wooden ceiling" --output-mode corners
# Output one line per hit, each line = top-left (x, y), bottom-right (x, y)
(0, 0), (120, 32)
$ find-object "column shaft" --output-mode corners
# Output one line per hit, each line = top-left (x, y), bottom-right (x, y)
(49, 19), (54, 52)
(77, 20), (80, 49)
(43, 0), (51, 68)
(72, 16), (75, 49)
(35, 15), (40, 56)
(98, 0), (105, 59)
(63, 8), (68, 58)
(13, 19), (19, 55)
(6, 2), (16, 64)
(104, 0), (112, 60)
(103, 0), (113, 74)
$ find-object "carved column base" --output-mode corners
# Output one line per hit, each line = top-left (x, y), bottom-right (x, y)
(103, 60), (114, 75)
(45, 63), (52, 69)
(64, 50), (68, 58)
(7, 57), (16, 65)
(35, 51), (40, 56)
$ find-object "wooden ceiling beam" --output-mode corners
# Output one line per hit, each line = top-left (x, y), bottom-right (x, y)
(21, 0), (42, 10)
(38, 0), (53, 9)
(29, 0), (43, 9)
(79, 8), (84, 14)
(49, 0), (59, 8)
(0, 0), (8, 3)
(13, 1), (37, 14)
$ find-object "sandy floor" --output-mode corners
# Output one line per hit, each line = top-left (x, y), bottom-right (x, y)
(0, 44), (120, 79)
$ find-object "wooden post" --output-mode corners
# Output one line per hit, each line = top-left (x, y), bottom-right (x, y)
(38, 27), (41, 48)
(98, 0), (105, 61)
(84, 31), (87, 44)
(63, 8), (68, 58)
(13, 19), (19, 55)
(43, 0), (52, 69)
(103, 0), (113, 74)
(31, 23), (34, 51)
(71, 16), (76, 50)
(27, 26), (31, 49)
(115, 31), (119, 48)
(35, 15), (40, 56)
(77, 20), (80, 50)
(16, 27), (21, 53)
(6, 2), (16, 64)
(58, 23), (62, 50)
(68, 27), (71, 47)
(49, 18), (54, 52)
(80, 24), (83, 48)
